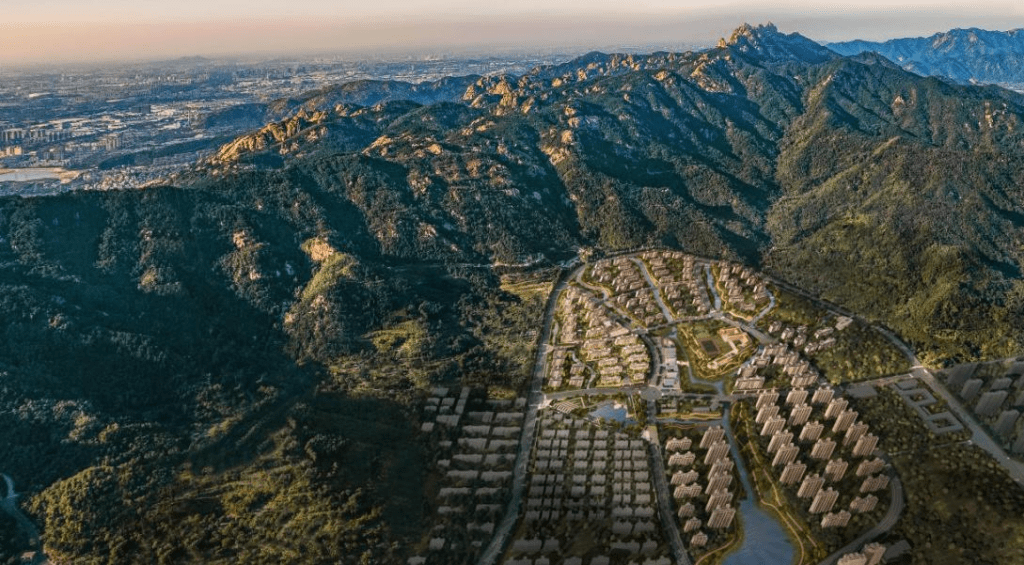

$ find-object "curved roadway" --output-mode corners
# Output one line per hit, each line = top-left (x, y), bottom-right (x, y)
(2, 473), (41, 550)
(766, 273), (1024, 486)
(817, 477), (905, 565)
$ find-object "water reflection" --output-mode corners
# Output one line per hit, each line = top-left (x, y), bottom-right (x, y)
(589, 401), (633, 423)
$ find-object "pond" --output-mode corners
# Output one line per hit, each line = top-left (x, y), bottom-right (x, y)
(589, 401), (633, 423)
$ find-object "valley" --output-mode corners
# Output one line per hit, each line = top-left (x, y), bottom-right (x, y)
(2, 21), (1024, 565)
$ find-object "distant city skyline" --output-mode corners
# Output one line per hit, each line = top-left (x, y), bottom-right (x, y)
(4, 1), (1024, 65)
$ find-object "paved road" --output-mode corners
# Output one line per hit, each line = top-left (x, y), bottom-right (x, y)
(852, 374), (918, 389)
(817, 477), (905, 565)
(913, 367), (1024, 485)
(631, 257), (677, 324)
(750, 287), (777, 326)
(699, 263), (774, 345)
(2, 473), (42, 551)
(851, 303), (1024, 485)
(478, 266), (579, 565)
(645, 400), (693, 565)
(574, 269), (610, 301)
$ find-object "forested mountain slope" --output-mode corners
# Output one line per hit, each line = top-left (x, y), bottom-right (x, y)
(1, 22), (1023, 563)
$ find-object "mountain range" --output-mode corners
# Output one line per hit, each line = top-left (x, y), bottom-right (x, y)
(1, 22), (1024, 564)
(829, 27), (1024, 88)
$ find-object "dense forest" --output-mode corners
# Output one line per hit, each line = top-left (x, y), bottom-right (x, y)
(1, 22), (1024, 563)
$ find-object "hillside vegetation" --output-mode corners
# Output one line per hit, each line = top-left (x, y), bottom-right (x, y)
(1, 23), (1023, 563)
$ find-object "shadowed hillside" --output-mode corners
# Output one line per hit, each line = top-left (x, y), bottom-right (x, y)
(1, 23), (1024, 563)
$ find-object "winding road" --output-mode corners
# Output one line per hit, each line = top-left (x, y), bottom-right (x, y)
(817, 477), (905, 565)
(767, 271), (1024, 487)
(2, 473), (42, 551)
(759, 271), (1024, 556)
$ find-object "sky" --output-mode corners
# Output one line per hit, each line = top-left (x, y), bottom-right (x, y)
(3, 0), (1024, 65)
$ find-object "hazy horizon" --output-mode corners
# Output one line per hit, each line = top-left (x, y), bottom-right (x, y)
(4, 1), (1024, 66)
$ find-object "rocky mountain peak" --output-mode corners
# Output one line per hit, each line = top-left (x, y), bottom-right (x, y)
(720, 22), (836, 65)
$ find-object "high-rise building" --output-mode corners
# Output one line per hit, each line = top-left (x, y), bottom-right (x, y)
(690, 532), (708, 547)
(666, 437), (692, 452)
(995, 410), (1020, 437)
(708, 506), (736, 529)
(960, 379), (983, 402)
(859, 474), (890, 493)
(812, 386), (835, 405)
(668, 452), (696, 467)
(800, 421), (825, 442)
(852, 434), (879, 457)
(780, 462), (807, 485)
(670, 470), (699, 486)
(1014, 431), (1024, 455)
(787, 388), (809, 406)
(843, 422), (869, 446)
(710, 458), (734, 476)
(769, 430), (795, 454)
(789, 403), (813, 427)
(810, 487), (839, 514)
(833, 409), (859, 433)
(757, 389), (779, 409)
(825, 458), (848, 482)
(855, 458), (885, 477)
(705, 473), (732, 495)
(944, 363), (978, 389)
(975, 390), (1009, 417)
(863, 543), (886, 565)
(704, 441), (730, 466)
(825, 397), (849, 420)
(706, 490), (733, 512)
(700, 426), (725, 449)
(811, 438), (837, 460)
(821, 510), (852, 528)
(773, 443), (799, 467)
(798, 473), (824, 498)
(736, 376), (765, 390)
(761, 415), (786, 437)
(850, 495), (878, 514)
(756, 404), (780, 424)
(674, 484), (702, 499)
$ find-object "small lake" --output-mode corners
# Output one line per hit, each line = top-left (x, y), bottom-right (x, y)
(589, 402), (633, 423)
(0, 169), (61, 182)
